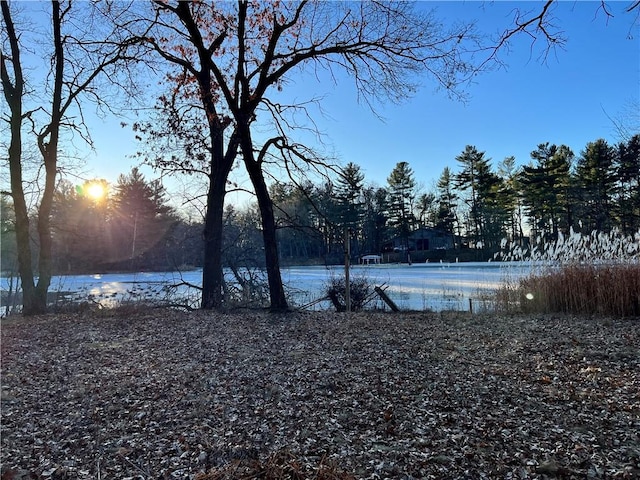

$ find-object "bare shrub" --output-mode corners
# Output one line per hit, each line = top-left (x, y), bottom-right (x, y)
(224, 267), (270, 309)
(324, 273), (374, 312)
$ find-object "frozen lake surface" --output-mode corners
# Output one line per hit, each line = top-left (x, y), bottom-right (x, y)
(1, 262), (532, 312)
(284, 262), (530, 311)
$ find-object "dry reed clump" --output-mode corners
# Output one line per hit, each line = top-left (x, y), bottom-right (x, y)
(519, 263), (640, 316)
(497, 228), (640, 316)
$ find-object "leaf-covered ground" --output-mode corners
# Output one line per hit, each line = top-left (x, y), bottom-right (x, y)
(1, 309), (639, 479)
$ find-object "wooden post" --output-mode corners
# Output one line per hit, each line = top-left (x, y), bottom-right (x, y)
(375, 286), (400, 312)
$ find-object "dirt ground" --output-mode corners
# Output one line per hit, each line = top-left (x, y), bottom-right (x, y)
(1, 309), (639, 479)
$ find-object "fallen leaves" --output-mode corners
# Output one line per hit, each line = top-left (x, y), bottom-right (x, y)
(1, 310), (639, 479)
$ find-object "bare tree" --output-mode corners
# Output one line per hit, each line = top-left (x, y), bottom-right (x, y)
(485, 0), (639, 65)
(1, 0), (142, 314)
(605, 98), (640, 142)
(1, 1), (29, 309)
(141, 0), (481, 310)
(138, 0), (639, 311)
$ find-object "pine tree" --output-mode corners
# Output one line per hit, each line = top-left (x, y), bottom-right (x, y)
(435, 167), (458, 235)
(454, 146), (500, 247)
(386, 162), (417, 250)
(416, 192), (437, 228)
(110, 168), (175, 269)
(575, 139), (616, 232)
(335, 162), (366, 258)
(497, 156), (524, 243)
(50, 179), (110, 272)
(613, 134), (640, 234)
(361, 186), (388, 255)
(335, 163), (365, 226)
(519, 143), (574, 239)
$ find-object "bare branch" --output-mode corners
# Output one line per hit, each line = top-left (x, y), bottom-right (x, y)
(627, 1), (640, 13)
(481, 1), (565, 69)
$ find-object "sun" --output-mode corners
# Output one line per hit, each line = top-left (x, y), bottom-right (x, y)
(85, 182), (106, 201)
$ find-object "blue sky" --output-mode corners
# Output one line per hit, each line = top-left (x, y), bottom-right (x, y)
(80, 1), (639, 202)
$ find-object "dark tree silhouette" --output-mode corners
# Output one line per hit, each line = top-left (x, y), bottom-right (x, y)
(1, 1), (140, 314)
(142, 1), (482, 310)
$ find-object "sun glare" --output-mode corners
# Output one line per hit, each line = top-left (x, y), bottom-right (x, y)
(86, 182), (106, 201)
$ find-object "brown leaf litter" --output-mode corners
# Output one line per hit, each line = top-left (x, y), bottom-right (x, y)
(1, 310), (639, 479)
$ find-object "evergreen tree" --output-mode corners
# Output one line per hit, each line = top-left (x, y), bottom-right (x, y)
(110, 168), (176, 269)
(416, 192), (437, 228)
(271, 182), (307, 260)
(435, 167), (458, 236)
(613, 134), (640, 234)
(169, 219), (204, 269)
(386, 162), (417, 252)
(270, 181), (326, 261)
(481, 175), (510, 249)
(519, 143), (574, 239)
(496, 156), (524, 242)
(361, 186), (388, 255)
(574, 139), (616, 232)
(312, 181), (341, 259)
(454, 145), (500, 247)
(335, 163), (365, 258)
(335, 162), (365, 227)
(50, 179), (110, 272)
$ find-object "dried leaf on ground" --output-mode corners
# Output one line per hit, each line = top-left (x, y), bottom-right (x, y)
(1, 310), (639, 479)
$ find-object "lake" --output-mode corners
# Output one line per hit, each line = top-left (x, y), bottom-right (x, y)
(1, 262), (532, 313)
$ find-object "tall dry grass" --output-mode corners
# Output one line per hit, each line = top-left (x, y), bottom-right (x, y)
(496, 228), (640, 316)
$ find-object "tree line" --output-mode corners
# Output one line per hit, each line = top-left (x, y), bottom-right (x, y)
(2, 1), (638, 314)
(2, 133), (637, 276)
(266, 134), (640, 263)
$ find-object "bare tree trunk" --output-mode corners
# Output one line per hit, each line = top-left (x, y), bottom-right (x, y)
(199, 119), (238, 309)
(29, 1), (65, 314)
(246, 160), (288, 311)
(2, 2), (40, 314)
(201, 165), (227, 309)
(167, 2), (239, 311)
(239, 133), (288, 311)
(197, 102), (237, 310)
(28, 148), (57, 314)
